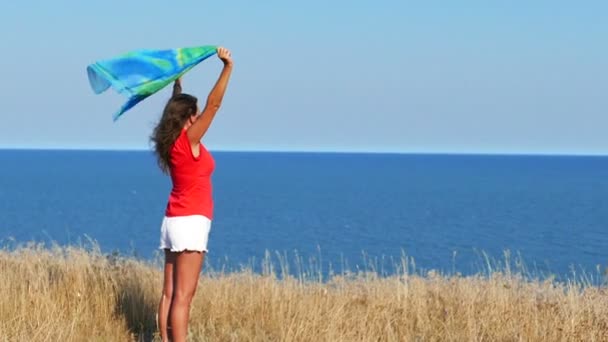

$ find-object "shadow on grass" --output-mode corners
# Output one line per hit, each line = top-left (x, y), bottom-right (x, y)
(114, 266), (159, 342)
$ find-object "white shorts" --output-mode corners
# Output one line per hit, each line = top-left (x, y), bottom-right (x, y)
(159, 215), (212, 253)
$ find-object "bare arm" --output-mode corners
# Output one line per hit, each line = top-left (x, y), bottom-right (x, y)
(187, 47), (233, 144)
(172, 78), (182, 96)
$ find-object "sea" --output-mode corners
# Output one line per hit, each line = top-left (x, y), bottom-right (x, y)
(1, 150), (607, 280)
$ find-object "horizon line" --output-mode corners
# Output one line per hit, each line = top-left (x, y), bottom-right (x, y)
(1, 146), (607, 157)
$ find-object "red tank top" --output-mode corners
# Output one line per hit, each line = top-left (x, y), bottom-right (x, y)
(165, 129), (215, 219)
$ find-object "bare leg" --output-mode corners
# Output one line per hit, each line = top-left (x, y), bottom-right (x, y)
(158, 250), (177, 342)
(170, 251), (205, 342)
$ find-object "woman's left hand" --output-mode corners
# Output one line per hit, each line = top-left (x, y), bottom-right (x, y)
(172, 77), (182, 96)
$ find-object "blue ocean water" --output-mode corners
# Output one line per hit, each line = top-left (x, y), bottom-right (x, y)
(1, 150), (607, 279)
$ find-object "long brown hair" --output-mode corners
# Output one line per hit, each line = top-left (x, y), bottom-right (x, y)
(151, 94), (198, 173)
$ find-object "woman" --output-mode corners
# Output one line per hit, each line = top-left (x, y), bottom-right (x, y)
(151, 47), (233, 342)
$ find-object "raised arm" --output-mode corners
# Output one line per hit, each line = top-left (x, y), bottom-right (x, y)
(172, 77), (182, 96)
(187, 47), (233, 145)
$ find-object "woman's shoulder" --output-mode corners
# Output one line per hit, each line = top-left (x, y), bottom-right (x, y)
(170, 130), (189, 154)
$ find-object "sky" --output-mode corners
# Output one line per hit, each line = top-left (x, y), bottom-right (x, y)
(0, 0), (606, 154)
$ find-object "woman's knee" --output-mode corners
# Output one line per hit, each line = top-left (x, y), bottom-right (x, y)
(172, 288), (196, 304)
(162, 286), (174, 300)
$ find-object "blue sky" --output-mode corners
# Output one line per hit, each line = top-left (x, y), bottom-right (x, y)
(0, 0), (606, 154)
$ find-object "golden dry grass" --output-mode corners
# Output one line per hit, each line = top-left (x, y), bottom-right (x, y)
(1, 243), (607, 341)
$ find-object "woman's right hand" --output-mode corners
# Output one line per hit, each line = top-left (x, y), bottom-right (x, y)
(217, 47), (233, 66)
